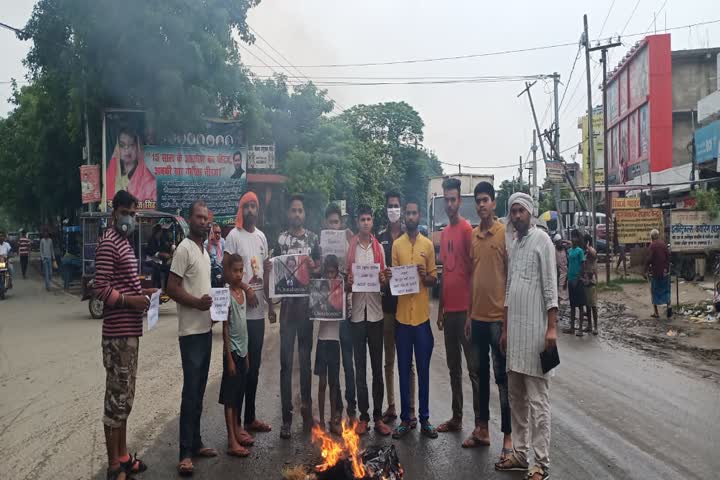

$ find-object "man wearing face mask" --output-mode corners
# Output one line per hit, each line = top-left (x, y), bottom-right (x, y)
(378, 190), (417, 427)
(94, 190), (157, 480)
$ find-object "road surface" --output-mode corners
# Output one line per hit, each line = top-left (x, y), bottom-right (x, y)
(1, 274), (718, 479)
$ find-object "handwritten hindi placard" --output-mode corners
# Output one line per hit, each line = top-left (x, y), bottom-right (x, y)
(320, 230), (348, 259)
(390, 265), (420, 296)
(352, 263), (381, 293)
(210, 287), (230, 321)
(146, 290), (161, 331)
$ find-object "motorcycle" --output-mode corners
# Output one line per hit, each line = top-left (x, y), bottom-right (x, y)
(0, 256), (11, 300)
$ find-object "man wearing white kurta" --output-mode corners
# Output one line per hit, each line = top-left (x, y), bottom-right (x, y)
(497, 193), (558, 480)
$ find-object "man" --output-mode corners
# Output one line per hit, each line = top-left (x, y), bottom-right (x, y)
(346, 205), (391, 436)
(323, 204), (357, 423)
(434, 178), (480, 438)
(204, 224), (225, 268)
(388, 199), (438, 439)
(40, 230), (54, 291)
(224, 191), (274, 438)
(563, 229), (586, 336)
(583, 233), (599, 335)
(378, 190), (417, 426)
(274, 194), (320, 439)
(0, 231), (13, 288)
(645, 229), (672, 319)
(613, 217), (627, 277)
(167, 200), (217, 476)
(147, 225), (172, 290)
(18, 230), (31, 279)
(495, 193), (558, 480)
(231, 151), (245, 179)
(554, 234), (568, 304)
(93, 190), (156, 480)
(461, 182), (512, 457)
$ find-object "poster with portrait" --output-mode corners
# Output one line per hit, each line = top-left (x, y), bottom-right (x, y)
(80, 165), (101, 204)
(270, 254), (311, 298)
(103, 110), (150, 209)
(309, 279), (346, 321)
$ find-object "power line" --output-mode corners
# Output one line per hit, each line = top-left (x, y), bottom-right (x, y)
(598, 0), (618, 38)
(621, 0), (643, 36)
(438, 160), (522, 170)
(559, 46), (582, 109)
(643, 0), (669, 35)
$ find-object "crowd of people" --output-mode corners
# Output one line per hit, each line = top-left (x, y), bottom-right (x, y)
(95, 181), (562, 480)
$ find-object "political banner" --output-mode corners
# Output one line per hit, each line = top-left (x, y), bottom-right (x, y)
(103, 110), (149, 209)
(670, 210), (720, 252)
(80, 165), (101, 204)
(309, 279), (346, 321)
(615, 209), (663, 244)
(270, 254), (311, 298)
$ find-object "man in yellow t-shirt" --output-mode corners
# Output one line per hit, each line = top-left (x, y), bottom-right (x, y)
(386, 199), (438, 440)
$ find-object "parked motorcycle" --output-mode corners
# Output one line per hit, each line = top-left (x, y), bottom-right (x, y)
(0, 256), (11, 300)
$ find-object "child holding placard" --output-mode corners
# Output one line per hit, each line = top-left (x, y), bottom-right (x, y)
(219, 254), (252, 457)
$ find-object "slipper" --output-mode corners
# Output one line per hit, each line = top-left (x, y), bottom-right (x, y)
(246, 420), (272, 433)
(409, 417), (418, 429)
(437, 419), (462, 433)
(193, 447), (218, 458)
(227, 447), (250, 458)
(461, 435), (490, 448)
(495, 453), (528, 472)
(381, 411), (397, 424)
(177, 459), (194, 477)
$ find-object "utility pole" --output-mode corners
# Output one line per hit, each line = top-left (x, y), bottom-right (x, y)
(532, 130), (539, 215)
(590, 36), (621, 283)
(552, 72), (563, 233)
(583, 14), (597, 250)
(518, 155), (523, 188)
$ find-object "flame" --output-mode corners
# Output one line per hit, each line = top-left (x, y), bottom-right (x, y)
(310, 420), (366, 479)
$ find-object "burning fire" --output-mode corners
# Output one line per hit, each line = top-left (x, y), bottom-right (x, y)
(311, 420), (366, 479)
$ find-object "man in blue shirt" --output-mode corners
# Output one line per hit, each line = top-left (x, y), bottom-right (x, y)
(563, 229), (587, 336)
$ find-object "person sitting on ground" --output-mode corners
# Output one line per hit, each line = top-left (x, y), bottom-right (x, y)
(220, 254), (253, 458)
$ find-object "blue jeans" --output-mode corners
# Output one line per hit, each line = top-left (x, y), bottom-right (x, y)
(338, 319), (356, 417)
(179, 332), (212, 460)
(395, 320), (434, 423)
(41, 257), (52, 290)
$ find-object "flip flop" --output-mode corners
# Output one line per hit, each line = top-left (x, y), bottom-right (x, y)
(177, 459), (194, 477)
(246, 420), (272, 432)
(494, 453), (529, 472)
(193, 447), (218, 458)
(227, 447), (250, 458)
(436, 420), (462, 433)
(461, 434), (490, 448)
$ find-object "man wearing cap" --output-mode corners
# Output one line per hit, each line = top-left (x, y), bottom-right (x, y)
(495, 193), (558, 480)
(224, 191), (274, 440)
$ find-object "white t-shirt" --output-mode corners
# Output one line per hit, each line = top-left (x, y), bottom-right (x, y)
(317, 320), (340, 341)
(171, 238), (212, 337)
(0, 242), (11, 257)
(224, 227), (269, 320)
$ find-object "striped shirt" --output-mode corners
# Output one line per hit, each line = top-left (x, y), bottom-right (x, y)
(18, 237), (31, 256)
(505, 227), (558, 378)
(94, 228), (143, 338)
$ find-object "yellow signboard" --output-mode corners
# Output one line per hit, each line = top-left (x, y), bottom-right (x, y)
(615, 209), (663, 244)
(578, 110), (605, 187)
(594, 168), (605, 184)
(612, 198), (641, 210)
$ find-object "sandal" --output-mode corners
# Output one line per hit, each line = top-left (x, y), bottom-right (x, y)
(381, 408), (397, 424)
(420, 422), (438, 439)
(120, 453), (148, 474)
(246, 420), (272, 432)
(392, 422), (411, 439)
(436, 418), (462, 433)
(227, 446), (251, 458)
(494, 452), (529, 472)
(499, 447), (514, 460)
(461, 434), (490, 448)
(280, 423), (291, 440)
(409, 417), (418, 429)
(650, 313), (660, 319)
(527, 465), (550, 479)
(177, 458), (194, 477)
(193, 447), (218, 458)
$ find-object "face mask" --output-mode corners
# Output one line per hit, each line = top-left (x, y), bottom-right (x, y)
(387, 208), (401, 223)
(116, 214), (136, 236)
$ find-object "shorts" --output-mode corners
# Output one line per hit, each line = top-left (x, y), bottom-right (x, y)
(314, 339), (341, 380)
(585, 285), (597, 307)
(219, 351), (247, 406)
(102, 336), (139, 428)
(568, 279), (587, 308)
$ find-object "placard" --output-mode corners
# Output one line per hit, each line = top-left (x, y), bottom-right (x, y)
(670, 210), (720, 252)
(351, 263), (381, 293)
(321, 230), (348, 264)
(210, 287), (230, 321)
(390, 265), (420, 296)
(270, 254), (311, 297)
(147, 290), (161, 331)
(309, 279), (346, 321)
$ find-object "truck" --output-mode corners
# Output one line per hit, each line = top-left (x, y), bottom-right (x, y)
(427, 173), (495, 296)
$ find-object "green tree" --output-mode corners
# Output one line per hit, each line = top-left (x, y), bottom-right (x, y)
(495, 179), (530, 218)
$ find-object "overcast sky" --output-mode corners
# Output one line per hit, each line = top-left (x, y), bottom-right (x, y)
(2, 0), (719, 183)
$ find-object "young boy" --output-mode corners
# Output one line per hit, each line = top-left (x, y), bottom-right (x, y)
(315, 255), (343, 435)
(219, 254), (253, 457)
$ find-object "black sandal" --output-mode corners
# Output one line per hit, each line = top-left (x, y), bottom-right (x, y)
(120, 453), (148, 474)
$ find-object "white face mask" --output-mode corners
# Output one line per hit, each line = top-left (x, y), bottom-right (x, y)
(387, 207), (401, 223)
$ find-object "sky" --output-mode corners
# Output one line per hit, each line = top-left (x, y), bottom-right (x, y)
(2, 0), (720, 184)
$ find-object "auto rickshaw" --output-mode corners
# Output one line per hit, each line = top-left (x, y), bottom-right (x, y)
(80, 210), (189, 319)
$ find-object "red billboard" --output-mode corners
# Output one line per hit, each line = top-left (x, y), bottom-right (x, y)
(605, 34), (672, 184)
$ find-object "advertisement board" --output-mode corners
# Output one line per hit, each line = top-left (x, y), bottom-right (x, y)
(615, 208), (663, 244)
(612, 197), (641, 210)
(80, 165), (101, 204)
(670, 210), (720, 251)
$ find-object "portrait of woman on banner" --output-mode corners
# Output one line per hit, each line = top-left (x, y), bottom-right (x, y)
(106, 127), (156, 207)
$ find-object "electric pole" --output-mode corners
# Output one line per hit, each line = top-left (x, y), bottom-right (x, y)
(519, 155), (523, 188)
(532, 130), (538, 216)
(590, 38), (621, 284)
(552, 72), (563, 233)
(583, 13), (597, 250)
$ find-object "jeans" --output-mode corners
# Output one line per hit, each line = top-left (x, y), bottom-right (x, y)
(178, 332), (212, 460)
(20, 255), (28, 278)
(338, 319), (356, 417)
(383, 312), (416, 412)
(350, 319), (385, 422)
(443, 311), (481, 421)
(472, 320), (511, 434)
(396, 320), (434, 423)
(243, 319), (265, 424)
(41, 257), (52, 290)
(280, 299), (314, 424)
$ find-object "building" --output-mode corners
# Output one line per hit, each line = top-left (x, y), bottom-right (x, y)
(577, 106), (604, 187)
(694, 52), (720, 170)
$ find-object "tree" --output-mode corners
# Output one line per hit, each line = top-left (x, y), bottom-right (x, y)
(341, 101), (424, 147)
(495, 179), (530, 218)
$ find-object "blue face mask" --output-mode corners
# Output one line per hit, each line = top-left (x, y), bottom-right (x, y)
(116, 214), (136, 236)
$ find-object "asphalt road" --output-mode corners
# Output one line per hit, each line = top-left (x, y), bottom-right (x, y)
(1, 273), (719, 480)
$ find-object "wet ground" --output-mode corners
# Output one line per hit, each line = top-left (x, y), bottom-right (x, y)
(2, 273), (720, 479)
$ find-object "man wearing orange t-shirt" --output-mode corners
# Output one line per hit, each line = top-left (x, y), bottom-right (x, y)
(436, 178), (479, 438)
